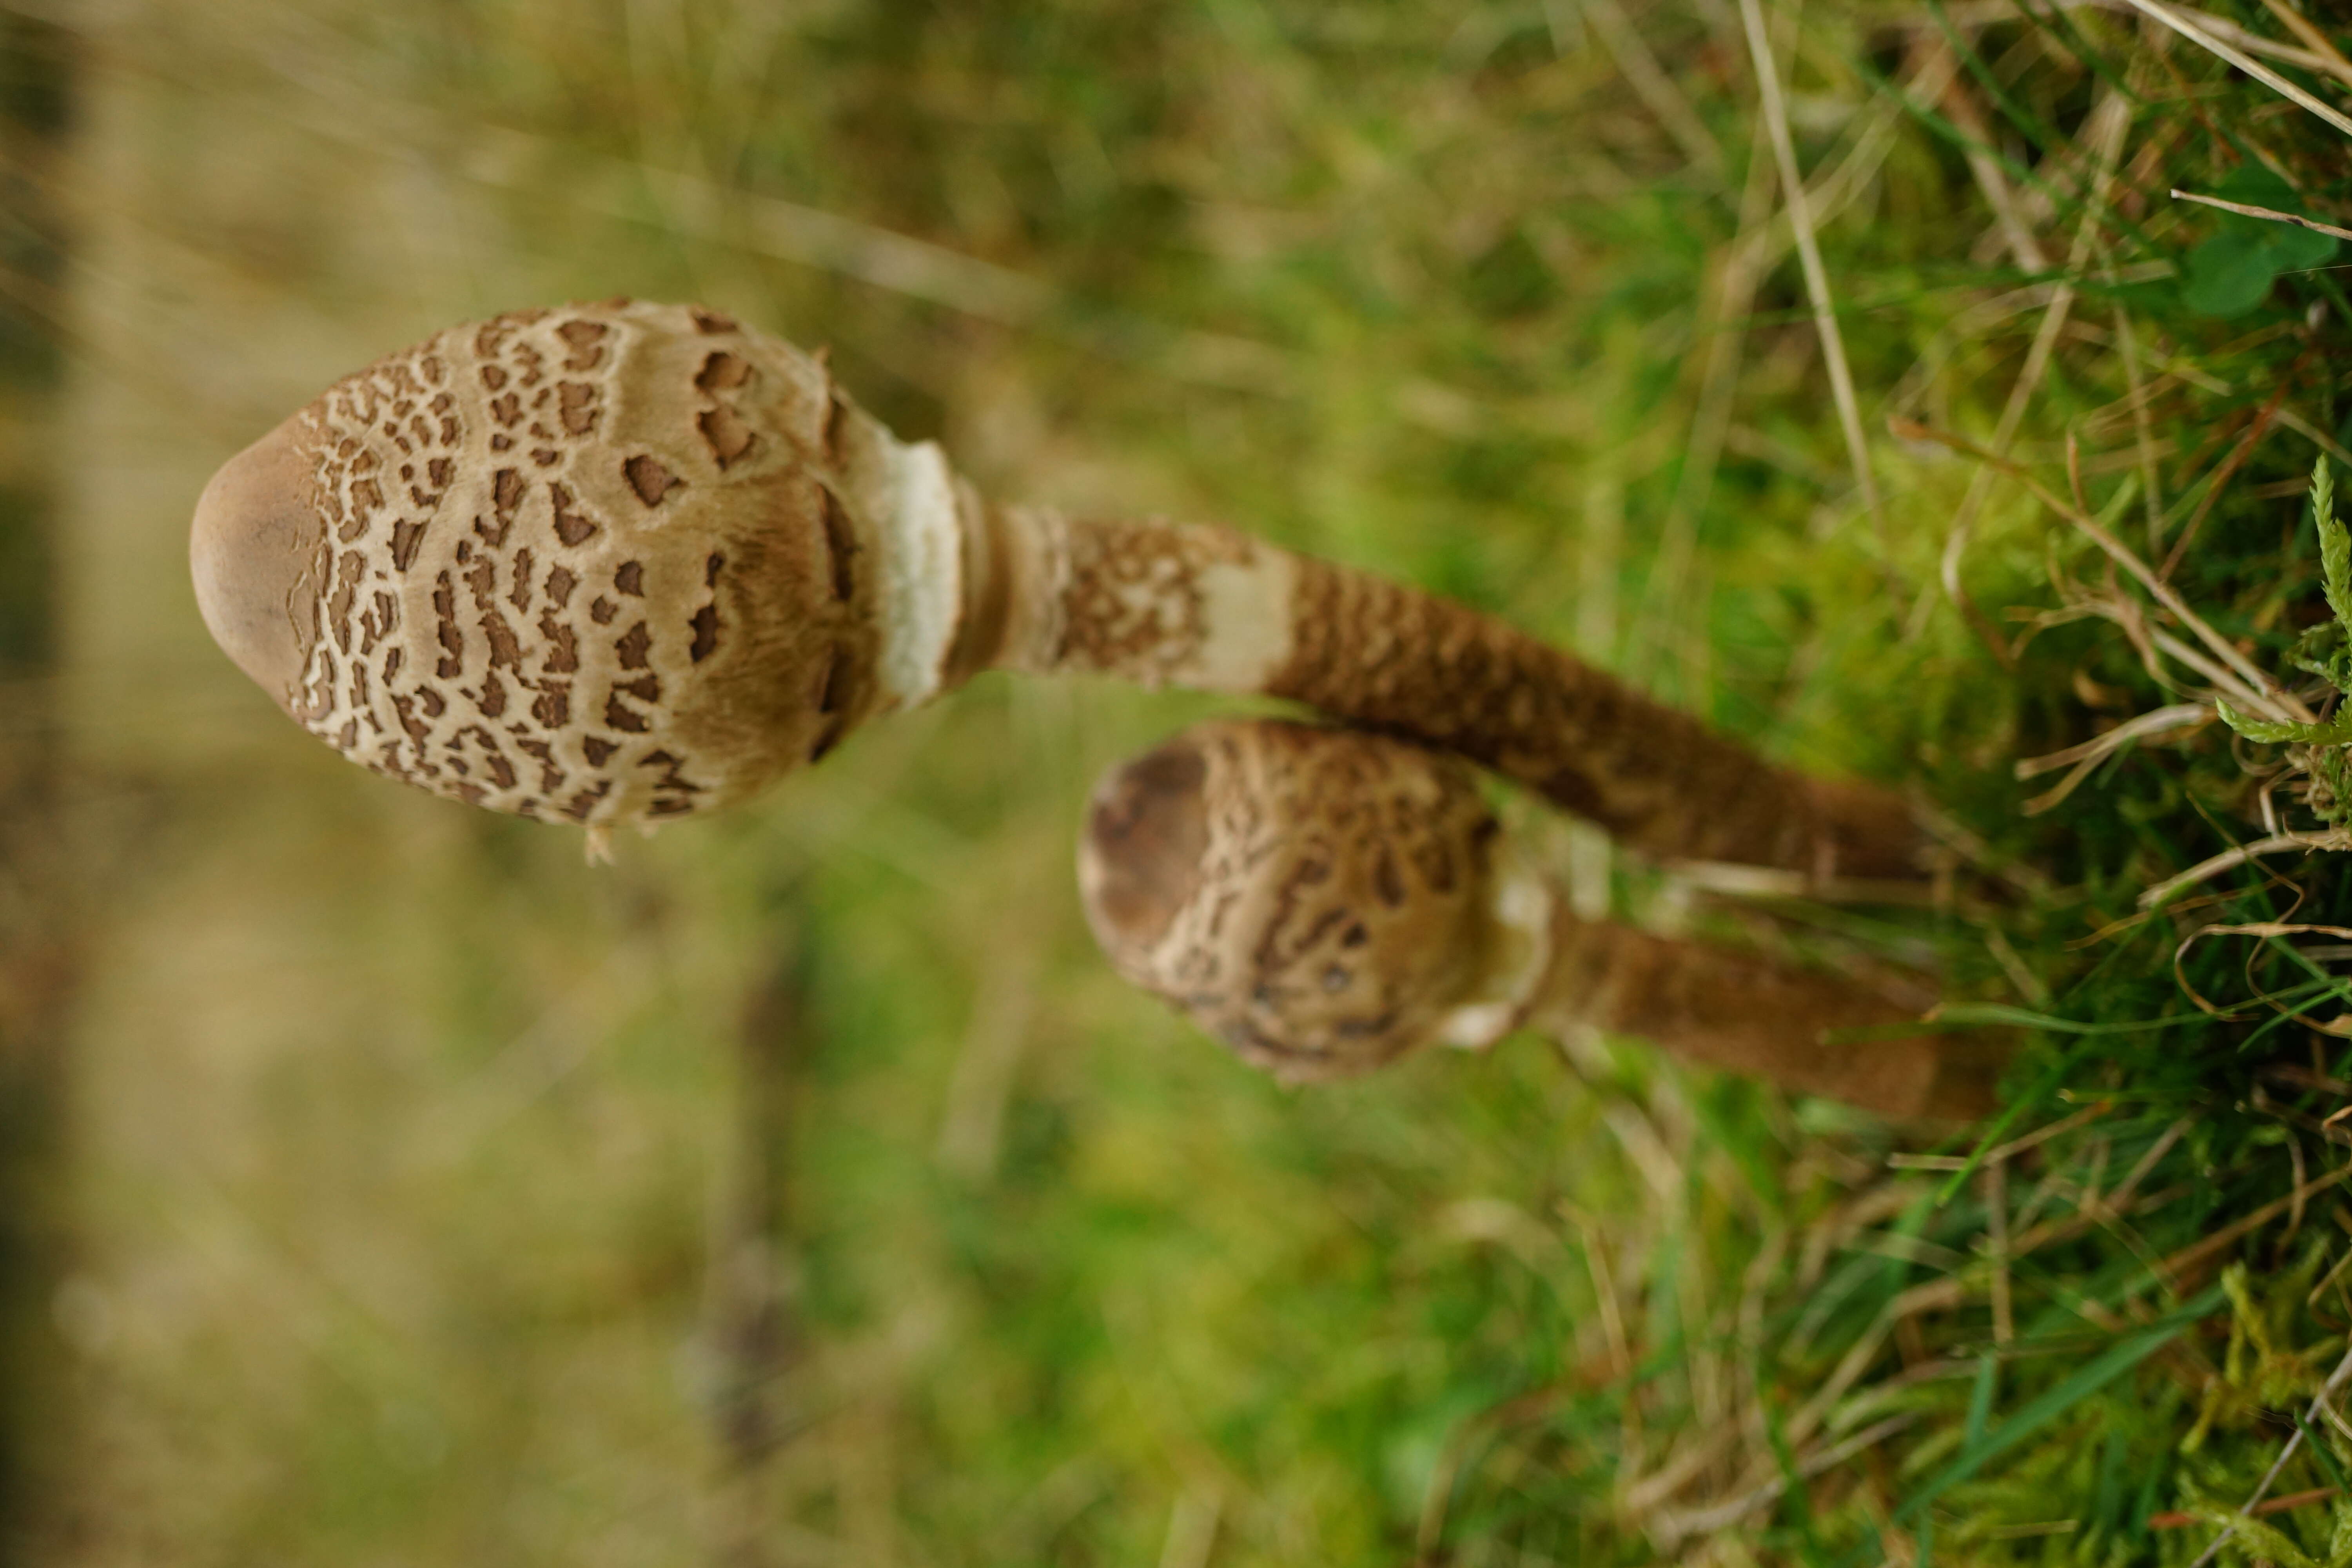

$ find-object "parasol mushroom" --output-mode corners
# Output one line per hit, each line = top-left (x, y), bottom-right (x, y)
(191, 298), (1920, 881)
(1078, 717), (2000, 1119)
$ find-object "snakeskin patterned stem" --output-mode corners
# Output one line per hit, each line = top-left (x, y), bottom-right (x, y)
(1014, 515), (1924, 883)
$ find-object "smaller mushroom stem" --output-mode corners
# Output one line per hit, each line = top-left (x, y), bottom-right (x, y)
(1078, 717), (2000, 1118)
(1531, 914), (2000, 1120)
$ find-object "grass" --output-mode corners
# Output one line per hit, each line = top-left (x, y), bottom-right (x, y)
(21, 0), (2352, 1563)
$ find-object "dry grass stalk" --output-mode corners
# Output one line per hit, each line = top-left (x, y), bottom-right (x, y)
(2129, 0), (2352, 81)
(1904, 0), (2341, 78)
(1920, 86), (2133, 659)
(1640, 37), (1962, 669)
(1891, 418), (2310, 721)
(2159, 1163), (2352, 1287)
(932, 924), (1043, 1183)
(2258, 0), (2352, 85)
(2159, 349), (2308, 578)
(1631, 1144), (2191, 1546)
(1889, 1100), (2117, 1171)
(1578, 0), (1724, 175)
(1736, 0), (1888, 563)
(2282, 1127), (2311, 1254)
(1636, 99), (1776, 674)
(1568, 1209), (1640, 1415)
(1891, 275), (2120, 435)
(2170, 186), (2352, 244)
(1751, 43), (1960, 266)
(327, 108), (1067, 330)
(1648, 1164), (2204, 1545)
(2272, 405), (2352, 467)
(1652, 1413), (1917, 1541)
(2173, 922), (2352, 1037)
(200, 55), (1310, 401)
(2141, 831), (2352, 907)
(2120, 0), (2352, 140)
(2111, 304), (2167, 550)
(2012, 702), (2213, 817)
(1939, 75), (2050, 275)
(2251, 1084), (2352, 1148)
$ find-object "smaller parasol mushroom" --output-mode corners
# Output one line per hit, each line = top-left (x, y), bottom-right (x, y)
(1078, 718), (2001, 1120)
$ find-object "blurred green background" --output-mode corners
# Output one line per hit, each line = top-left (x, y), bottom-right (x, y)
(9, 0), (2352, 1563)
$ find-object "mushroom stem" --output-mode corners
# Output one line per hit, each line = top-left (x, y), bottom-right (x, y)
(189, 300), (1922, 882)
(1079, 718), (2000, 1119)
(1531, 914), (2000, 1121)
(988, 513), (1921, 880)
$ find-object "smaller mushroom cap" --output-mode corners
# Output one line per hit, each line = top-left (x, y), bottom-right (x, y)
(1079, 719), (1539, 1082)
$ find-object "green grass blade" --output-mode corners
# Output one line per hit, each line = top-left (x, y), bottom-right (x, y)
(1892, 1285), (2227, 1523)
(1965, 1354), (1997, 1451)
(2297, 1412), (2349, 1495)
(2317, 457), (2348, 635)
(1821, 1004), (2202, 1044)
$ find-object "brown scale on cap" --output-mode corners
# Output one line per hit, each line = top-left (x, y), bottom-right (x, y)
(194, 301), (1924, 883)
(1080, 719), (2002, 1117)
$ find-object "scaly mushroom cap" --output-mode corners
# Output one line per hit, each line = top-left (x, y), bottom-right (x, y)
(190, 299), (971, 826)
(1079, 719), (1539, 1082)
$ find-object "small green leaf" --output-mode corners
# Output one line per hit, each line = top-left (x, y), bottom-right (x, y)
(2218, 701), (2312, 744)
(2270, 221), (2341, 274)
(2217, 700), (2352, 748)
(2217, 167), (2343, 271)
(2181, 166), (2341, 314)
(2185, 228), (2281, 318)
(2219, 161), (2299, 206)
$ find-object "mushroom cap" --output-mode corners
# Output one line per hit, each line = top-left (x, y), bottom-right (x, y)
(1078, 719), (1508, 1081)
(188, 300), (907, 826)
